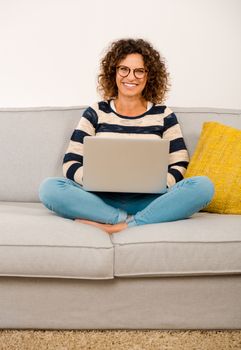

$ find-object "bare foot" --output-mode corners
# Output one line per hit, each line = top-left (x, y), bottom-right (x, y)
(75, 219), (128, 234)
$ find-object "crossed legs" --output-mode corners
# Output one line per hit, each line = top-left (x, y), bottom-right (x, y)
(39, 176), (214, 233)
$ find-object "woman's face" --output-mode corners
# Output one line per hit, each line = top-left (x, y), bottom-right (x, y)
(115, 53), (148, 99)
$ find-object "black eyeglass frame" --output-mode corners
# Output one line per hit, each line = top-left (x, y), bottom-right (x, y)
(116, 65), (148, 79)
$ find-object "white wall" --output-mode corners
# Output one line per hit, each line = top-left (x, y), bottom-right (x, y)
(0, 0), (240, 109)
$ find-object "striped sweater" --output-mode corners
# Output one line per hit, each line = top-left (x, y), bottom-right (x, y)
(63, 101), (189, 188)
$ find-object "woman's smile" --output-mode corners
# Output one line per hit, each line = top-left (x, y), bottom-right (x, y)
(122, 82), (138, 88)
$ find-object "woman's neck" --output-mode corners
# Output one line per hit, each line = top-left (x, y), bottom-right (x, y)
(114, 96), (148, 116)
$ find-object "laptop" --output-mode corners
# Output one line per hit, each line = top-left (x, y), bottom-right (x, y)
(83, 136), (169, 193)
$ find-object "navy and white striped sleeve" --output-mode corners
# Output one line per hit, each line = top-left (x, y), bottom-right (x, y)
(63, 107), (97, 185)
(163, 109), (189, 187)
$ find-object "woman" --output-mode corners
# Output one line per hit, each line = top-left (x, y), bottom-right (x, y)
(39, 38), (214, 234)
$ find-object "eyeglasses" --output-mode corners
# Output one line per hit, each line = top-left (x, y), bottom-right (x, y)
(116, 65), (147, 79)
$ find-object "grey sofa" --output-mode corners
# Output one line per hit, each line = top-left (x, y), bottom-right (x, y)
(0, 106), (240, 330)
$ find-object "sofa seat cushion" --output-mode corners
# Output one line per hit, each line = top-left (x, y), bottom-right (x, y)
(112, 213), (241, 277)
(0, 202), (114, 279)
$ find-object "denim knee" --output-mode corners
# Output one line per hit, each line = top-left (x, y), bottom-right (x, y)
(191, 176), (215, 203)
(39, 177), (63, 206)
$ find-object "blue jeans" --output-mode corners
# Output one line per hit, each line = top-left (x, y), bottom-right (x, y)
(39, 176), (214, 227)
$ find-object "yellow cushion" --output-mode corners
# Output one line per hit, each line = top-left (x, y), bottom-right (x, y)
(185, 121), (241, 214)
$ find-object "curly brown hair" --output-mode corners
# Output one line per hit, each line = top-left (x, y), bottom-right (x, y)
(97, 38), (170, 104)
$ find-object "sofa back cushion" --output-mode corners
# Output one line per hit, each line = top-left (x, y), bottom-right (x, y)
(173, 107), (241, 157)
(0, 107), (86, 202)
(0, 106), (240, 202)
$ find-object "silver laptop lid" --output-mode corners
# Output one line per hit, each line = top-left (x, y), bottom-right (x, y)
(83, 136), (169, 193)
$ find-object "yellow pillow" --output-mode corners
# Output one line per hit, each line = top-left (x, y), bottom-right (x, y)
(185, 121), (241, 214)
